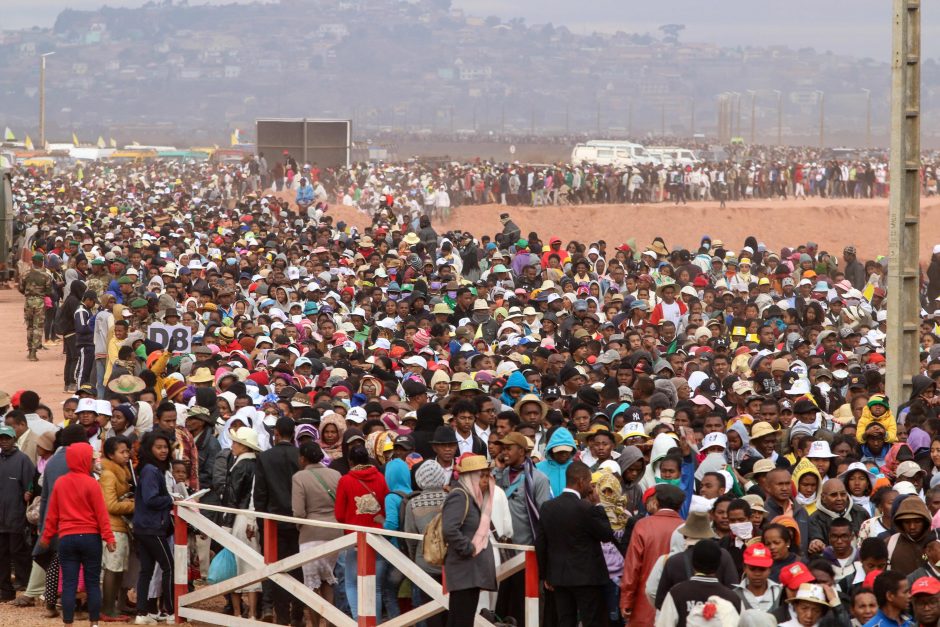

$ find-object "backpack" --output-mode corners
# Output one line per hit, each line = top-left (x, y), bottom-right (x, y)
(393, 490), (420, 531)
(423, 488), (470, 567)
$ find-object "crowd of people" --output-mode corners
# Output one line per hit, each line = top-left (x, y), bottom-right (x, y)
(6, 155), (940, 627)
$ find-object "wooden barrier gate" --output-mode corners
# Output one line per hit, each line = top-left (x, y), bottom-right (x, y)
(172, 499), (539, 627)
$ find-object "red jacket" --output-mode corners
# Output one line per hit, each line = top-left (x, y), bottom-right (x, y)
(41, 443), (115, 545)
(334, 466), (389, 531)
(648, 298), (688, 327)
(620, 508), (684, 625)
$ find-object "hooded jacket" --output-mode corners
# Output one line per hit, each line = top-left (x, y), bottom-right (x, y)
(40, 442), (115, 545)
(56, 279), (86, 336)
(383, 458), (414, 544)
(98, 457), (135, 534)
(855, 395), (898, 444)
(335, 465), (388, 530)
(887, 495), (933, 575)
(617, 445), (645, 514)
(499, 371), (533, 407)
(536, 427), (577, 498)
(792, 457), (822, 515)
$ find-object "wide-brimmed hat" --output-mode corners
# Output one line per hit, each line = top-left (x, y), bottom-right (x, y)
(750, 422), (777, 441)
(188, 367), (215, 384)
(677, 511), (717, 539)
(575, 424), (623, 445)
(186, 406), (215, 424)
(787, 583), (832, 607)
(229, 426), (261, 452)
(108, 374), (146, 395)
(455, 454), (490, 474)
(430, 426), (458, 445)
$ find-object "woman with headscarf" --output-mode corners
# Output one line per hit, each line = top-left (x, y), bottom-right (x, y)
(441, 454), (497, 627)
(318, 412), (347, 462)
(327, 428), (368, 476)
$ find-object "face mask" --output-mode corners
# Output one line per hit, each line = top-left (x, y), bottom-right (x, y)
(226, 258), (237, 265)
(447, 291), (457, 299)
(656, 477), (681, 487)
(290, 315), (302, 323)
(817, 382), (831, 394)
(730, 522), (753, 540)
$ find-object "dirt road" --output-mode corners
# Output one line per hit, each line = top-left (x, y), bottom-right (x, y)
(314, 196), (940, 263)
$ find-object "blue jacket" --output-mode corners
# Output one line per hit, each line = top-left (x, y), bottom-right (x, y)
(536, 428), (576, 498)
(74, 305), (95, 347)
(133, 464), (174, 536)
(500, 371), (533, 407)
(383, 459), (413, 548)
(296, 185), (314, 204)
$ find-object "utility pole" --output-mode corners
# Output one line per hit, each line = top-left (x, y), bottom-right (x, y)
(747, 90), (756, 144)
(39, 52), (55, 148)
(500, 102), (505, 134)
(530, 106), (535, 135)
(862, 88), (872, 147)
(772, 89), (782, 145)
(816, 90), (825, 147)
(886, 0), (921, 407)
(690, 96), (695, 138)
(730, 92), (741, 138)
(628, 98), (634, 137)
(661, 102), (665, 138)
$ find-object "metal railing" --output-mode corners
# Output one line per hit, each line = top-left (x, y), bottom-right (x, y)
(172, 496), (539, 627)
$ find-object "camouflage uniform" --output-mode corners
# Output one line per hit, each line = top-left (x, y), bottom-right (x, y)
(85, 270), (112, 300)
(20, 264), (53, 359)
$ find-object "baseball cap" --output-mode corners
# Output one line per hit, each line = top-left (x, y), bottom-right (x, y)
(779, 562), (814, 590)
(0, 426), (15, 439)
(345, 407), (367, 424)
(912, 576), (940, 596)
(392, 434), (415, 451)
(498, 432), (529, 449)
(743, 543), (774, 568)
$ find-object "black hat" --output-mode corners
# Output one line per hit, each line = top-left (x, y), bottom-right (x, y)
(430, 426), (458, 445)
(793, 399), (817, 414)
(393, 434), (415, 450)
(699, 378), (721, 397)
(558, 365), (582, 384)
(402, 379), (428, 399)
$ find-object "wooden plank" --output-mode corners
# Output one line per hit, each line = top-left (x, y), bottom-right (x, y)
(180, 534), (354, 605)
(495, 552), (526, 582)
(366, 534), (448, 605)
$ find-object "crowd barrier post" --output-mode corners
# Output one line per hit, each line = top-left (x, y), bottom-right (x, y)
(263, 518), (278, 564)
(524, 551), (539, 627)
(173, 504), (189, 625)
(357, 531), (377, 627)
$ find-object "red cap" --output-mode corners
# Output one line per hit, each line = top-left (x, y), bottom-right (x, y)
(779, 562), (814, 590)
(829, 352), (848, 366)
(912, 576), (940, 596)
(868, 353), (886, 365)
(642, 486), (657, 505)
(863, 569), (883, 590)
(742, 543), (773, 568)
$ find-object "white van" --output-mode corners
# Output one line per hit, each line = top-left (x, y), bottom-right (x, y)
(570, 140), (658, 167)
(647, 146), (700, 167)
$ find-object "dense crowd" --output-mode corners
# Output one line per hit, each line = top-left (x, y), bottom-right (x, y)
(6, 157), (940, 627)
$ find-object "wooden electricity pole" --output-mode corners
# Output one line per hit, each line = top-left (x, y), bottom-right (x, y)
(886, 0), (921, 406)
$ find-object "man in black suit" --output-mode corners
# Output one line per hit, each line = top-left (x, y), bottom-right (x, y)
(535, 461), (614, 627)
(452, 399), (488, 457)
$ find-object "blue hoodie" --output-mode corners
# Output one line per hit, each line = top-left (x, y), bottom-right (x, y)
(500, 371), (533, 407)
(536, 428), (577, 498)
(383, 458), (414, 547)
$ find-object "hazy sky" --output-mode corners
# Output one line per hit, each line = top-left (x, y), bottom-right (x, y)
(5, 0), (935, 59)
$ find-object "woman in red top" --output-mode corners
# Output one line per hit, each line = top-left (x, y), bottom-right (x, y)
(40, 441), (116, 626)
(334, 444), (391, 620)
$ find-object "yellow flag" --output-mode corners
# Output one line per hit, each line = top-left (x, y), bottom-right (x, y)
(72, 132), (79, 146)
(109, 137), (117, 148)
(97, 136), (105, 149)
(3, 127), (14, 141)
(230, 130), (238, 146)
(862, 283), (875, 302)
(24, 135), (34, 151)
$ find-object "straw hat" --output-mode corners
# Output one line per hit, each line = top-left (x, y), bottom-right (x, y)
(188, 367), (215, 384)
(455, 454), (490, 474)
(229, 426), (261, 452)
(108, 374), (146, 395)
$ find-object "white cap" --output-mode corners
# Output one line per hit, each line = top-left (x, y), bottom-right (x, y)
(376, 318), (397, 331)
(96, 400), (113, 417)
(785, 378), (811, 395)
(345, 406), (367, 423)
(369, 338), (391, 351)
(76, 398), (99, 414)
(806, 440), (837, 458)
(701, 431), (728, 451)
(402, 355), (428, 369)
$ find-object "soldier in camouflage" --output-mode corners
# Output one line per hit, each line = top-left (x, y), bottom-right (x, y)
(84, 258), (112, 299)
(19, 252), (53, 361)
